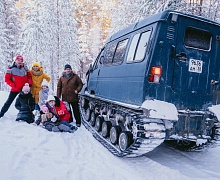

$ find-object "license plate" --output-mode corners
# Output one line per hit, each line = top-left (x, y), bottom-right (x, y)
(188, 59), (203, 73)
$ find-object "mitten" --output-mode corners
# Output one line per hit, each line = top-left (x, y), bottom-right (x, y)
(51, 116), (57, 122)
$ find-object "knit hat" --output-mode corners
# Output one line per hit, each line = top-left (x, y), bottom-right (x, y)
(22, 83), (30, 92)
(15, 55), (24, 61)
(41, 79), (49, 87)
(32, 62), (40, 68)
(46, 95), (55, 102)
(64, 64), (72, 70)
(41, 105), (48, 113)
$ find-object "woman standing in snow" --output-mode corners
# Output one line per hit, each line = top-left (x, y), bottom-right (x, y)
(30, 62), (50, 115)
(15, 83), (35, 124)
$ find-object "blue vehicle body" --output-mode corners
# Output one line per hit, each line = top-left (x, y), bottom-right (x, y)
(81, 10), (220, 156)
(88, 10), (220, 109)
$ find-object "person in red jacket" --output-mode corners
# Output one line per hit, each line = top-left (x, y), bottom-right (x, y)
(45, 95), (76, 130)
(0, 55), (32, 118)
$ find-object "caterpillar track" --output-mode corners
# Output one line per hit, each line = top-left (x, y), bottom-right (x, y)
(79, 92), (220, 157)
(165, 120), (220, 152)
(79, 94), (167, 157)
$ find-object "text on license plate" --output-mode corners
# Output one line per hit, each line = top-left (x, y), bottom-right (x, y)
(188, 59), (203, 73)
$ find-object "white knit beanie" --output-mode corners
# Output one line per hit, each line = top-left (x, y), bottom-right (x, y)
(41, 79), (49, 87)
(46, 95), (55, 102)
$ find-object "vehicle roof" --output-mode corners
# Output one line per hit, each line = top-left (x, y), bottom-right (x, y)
(108, 10), (220, 42)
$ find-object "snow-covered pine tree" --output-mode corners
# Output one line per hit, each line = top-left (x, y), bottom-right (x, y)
(109, 0), (220, 36)
(0, 0), (20, 91)
(17, 0), (79, 91)
(75, 0), (109, 77)
(3, 0), (20, 64)
(89, 24), (102, 62)
(57, 0), (80, 75)
(17, 0), (45, 67)
(0, 1), (8, 90)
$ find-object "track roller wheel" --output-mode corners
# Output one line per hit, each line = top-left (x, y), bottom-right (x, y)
(102, 121), (112, 138)
(90, 111), (96, 123)
(211, 123), (220, 141)
(85, 107), (91, 121)
(95, 116), (104, 132)
(119, 131), (133, 151)
(80, 96), (88, 109)
(90, 112), (97, 127)
(110, 126), (121, 145)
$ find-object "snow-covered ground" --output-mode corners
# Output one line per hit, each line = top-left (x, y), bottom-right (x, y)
(0, 91), (220, 180)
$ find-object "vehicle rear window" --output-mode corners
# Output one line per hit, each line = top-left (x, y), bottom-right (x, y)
(184, 27), (212, 51)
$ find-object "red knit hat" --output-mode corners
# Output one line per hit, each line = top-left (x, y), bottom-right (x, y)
(15, 55), (24, 61)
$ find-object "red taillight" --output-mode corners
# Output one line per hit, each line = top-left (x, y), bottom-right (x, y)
(148, 66), (162, 83)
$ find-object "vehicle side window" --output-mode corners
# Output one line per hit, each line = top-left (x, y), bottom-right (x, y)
(113, 39), (129, 64)
(127, 30), (151, 62)
(127, 34), (139, 62)
(93, 49), (104, 70)
(104, 42), (117, 65)
(184, 27), (212, 51)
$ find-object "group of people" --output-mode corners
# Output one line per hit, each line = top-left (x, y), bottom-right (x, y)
(0, 55), (83, 133)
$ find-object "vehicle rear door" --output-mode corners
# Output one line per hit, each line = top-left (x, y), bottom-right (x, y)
(172, 15), (219, 95)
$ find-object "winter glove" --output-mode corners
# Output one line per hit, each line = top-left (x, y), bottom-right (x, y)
(58, 110), (64, 115)
(51, 117), (57, 122)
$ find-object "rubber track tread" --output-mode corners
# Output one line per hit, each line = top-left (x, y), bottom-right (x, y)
(79, 94), (165, 157)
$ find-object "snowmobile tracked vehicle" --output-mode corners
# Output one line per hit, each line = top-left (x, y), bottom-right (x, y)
(79, 10), (220, 157)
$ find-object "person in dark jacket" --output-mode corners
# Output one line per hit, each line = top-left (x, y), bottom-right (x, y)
(0, 55), (32, 118)
(57, 64), (83, 127)
(15, 83), (35, 123)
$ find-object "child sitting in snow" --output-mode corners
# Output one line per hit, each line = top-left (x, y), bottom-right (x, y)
(53, 96), (76, 129)
(15, 83), (35, 124)
(35, 97), (76, 133)
(34, 104), (59, 131)
(35, 105), (54, 125)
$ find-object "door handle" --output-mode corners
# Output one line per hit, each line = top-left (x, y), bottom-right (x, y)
(176, 52), (187, 62)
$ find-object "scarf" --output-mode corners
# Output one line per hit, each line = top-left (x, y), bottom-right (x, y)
(31, 69), (43, 76)
(64, 72), (72, 79)
(42, 88), (49, 96)
(39, 88), (50, 105)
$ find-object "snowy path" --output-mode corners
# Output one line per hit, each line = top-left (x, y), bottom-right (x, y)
(0, 91), (220, 180)
(0, 116), (188, 180)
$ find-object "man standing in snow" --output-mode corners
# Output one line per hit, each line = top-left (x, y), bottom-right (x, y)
(57, 64), (83, 127)
(0, 55), (32, 118)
